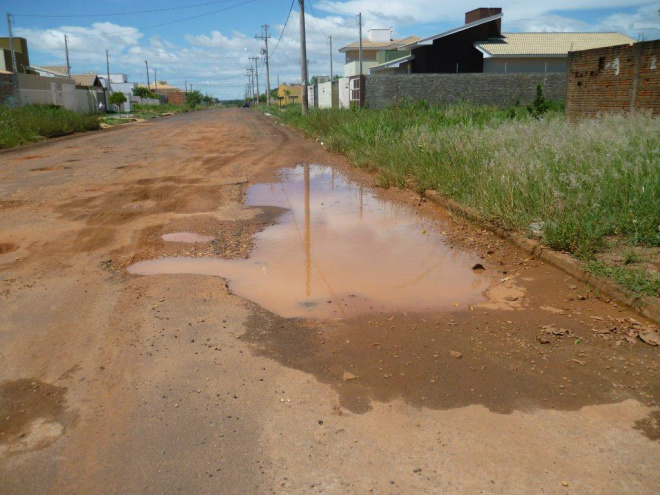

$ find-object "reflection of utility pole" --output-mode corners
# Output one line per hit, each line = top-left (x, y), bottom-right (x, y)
(304, 164), (311, 297)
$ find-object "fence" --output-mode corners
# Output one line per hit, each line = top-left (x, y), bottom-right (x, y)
(565, 40), (660, 118)
(1, 73), (105, 114)
(363, 73), (566, 109)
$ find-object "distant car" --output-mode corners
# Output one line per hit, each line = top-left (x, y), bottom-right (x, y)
(242, 101), (250, 108)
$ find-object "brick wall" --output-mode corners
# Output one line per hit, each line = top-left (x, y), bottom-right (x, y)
(565, 40), (660, 118)
(364, 73), (566, 109)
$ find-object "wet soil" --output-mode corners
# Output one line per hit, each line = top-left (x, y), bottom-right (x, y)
(1, 109), (659, 495)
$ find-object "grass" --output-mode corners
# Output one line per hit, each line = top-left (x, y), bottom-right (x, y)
(0, 104), (100, 149)
(262, 102), (660, 296)
(586, 260), (660, 298)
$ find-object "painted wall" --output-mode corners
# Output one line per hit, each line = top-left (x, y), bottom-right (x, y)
(484, 57), (568, 74)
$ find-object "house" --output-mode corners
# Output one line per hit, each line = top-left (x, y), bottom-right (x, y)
(0, 37), (35, 74)
(142, 81), (186, 105)
(277, 83), (301, 104)
(338, 30), (421, 76)
(372, 8), (634, 74)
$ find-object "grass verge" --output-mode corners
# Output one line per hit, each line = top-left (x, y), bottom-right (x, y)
(261, 102), (660, 297)
(0, 104), (100, 149)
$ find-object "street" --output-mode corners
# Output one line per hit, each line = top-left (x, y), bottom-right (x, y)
(1, 108), (659, 495)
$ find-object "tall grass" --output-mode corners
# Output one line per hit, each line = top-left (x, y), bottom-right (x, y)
(0, 104), (100, 149)
(270, 103), (660, 259)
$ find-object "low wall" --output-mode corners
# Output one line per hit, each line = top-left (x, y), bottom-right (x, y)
(364, 73), (566, 108)
(318, 81), (339, 109)
(566, 40), (660, 118)
(338, 78), (350, 108)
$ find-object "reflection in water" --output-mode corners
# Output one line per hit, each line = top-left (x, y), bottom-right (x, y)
(129, 165), (496, 319)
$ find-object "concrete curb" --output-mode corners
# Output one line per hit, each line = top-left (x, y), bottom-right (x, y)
(424, 190), (660, 324)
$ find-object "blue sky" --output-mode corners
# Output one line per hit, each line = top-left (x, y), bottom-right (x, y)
(3, 0), (659, 99)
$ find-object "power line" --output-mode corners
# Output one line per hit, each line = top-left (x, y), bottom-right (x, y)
(20, 0), (260, 40)
(269, 0), (295, 60)
(14, 0), (251, 18)
(308, 0), (327, 37)
(314, 0), (357, 16)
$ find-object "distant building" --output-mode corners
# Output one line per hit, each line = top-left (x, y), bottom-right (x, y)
(0, 37), (35, 74)
(339, 30), (421, 77)
(379, 7), (636, 75)
(277, 83), (301, 104)
(138, 81), (186, 105)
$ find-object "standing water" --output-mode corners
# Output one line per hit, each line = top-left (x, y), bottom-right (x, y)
(129, 165), (495, 319)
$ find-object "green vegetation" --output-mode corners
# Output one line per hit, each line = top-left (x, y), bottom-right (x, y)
(262, 101), (660, 296)
(109, 92), (127, 116)
(133, 86), (160, 99)
(586, 260), (660, 297)
(0, 104), (99, 149)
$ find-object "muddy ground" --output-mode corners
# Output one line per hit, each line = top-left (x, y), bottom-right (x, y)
(0, 109), (659, 495)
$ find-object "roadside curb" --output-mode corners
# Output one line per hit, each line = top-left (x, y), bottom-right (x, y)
(424, 190), (660, 325)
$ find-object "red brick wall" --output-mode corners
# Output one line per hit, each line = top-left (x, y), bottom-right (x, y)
(566, 40), (660, 118)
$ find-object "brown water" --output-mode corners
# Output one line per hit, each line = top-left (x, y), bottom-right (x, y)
(129, 165), (495, 319)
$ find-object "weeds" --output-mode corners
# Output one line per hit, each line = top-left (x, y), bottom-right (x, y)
(586, 260), (660, 297)
(264, 102), (660, 264)
(0, 104), (100, 149)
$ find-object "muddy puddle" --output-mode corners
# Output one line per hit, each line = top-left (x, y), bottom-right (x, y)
(129, 165), (496, 319)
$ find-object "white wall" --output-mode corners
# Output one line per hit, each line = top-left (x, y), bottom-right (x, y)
(484, 57), (568, 74)
(318, 81), (333, 109)
(16, 74), (105, 114)
(338, 78), (350, 109)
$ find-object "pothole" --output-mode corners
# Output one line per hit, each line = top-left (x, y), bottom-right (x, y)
(129, 164), (497, 319)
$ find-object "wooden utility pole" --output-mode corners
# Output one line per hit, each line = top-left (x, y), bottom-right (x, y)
(255, 25), (271, 105)
(64, 35), (71, 78)
(298, 0), (308, 114)
(105, 50), (111, 91)
(6, 13), (17, 75)
(329, 35), (333, 80)
(145, 60), (150, 89)
(154, 69), (157, 92)
(249, 56), (260, 105)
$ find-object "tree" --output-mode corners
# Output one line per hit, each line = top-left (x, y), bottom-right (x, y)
(133, 86), (159, 99)
(109, 92), (127, 116)
(186, 89), (203, 108)
(527, 84), (549, 119)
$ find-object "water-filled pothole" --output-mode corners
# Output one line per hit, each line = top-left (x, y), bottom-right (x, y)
(129, 165), (495, 318)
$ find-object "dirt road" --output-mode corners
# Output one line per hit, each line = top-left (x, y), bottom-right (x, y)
(1, 109), (659, 495)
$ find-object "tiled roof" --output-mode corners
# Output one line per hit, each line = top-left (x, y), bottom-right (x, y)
(476, 32), (635, 56)
(32, 65), (68, 76)
(138, 83), (183, 92)
(339, 36), (421, 52)
(72, 74), (99, 87)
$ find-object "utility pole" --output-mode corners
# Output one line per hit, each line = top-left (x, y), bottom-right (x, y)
(358, 13), (363, 76)
(64, 35), (71, 79)
(185, 79), (187, 93)
(154, 69), (157, 92)
(6, 13), (18, 75)
(105, 49), (111, 92)
(255, 24), (272, 105)
(329, 35), (333, 80)
(249, 56), (260, 105)
(145, 60), (150, 89)
(298, 0), (308, 114)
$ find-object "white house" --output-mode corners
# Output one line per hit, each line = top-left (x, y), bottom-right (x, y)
(339, 29), (420, 77)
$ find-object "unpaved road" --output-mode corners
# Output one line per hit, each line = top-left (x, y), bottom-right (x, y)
(1, 109), (659, 495)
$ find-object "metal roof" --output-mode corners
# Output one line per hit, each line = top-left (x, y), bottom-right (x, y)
(475, 32), (635, 57)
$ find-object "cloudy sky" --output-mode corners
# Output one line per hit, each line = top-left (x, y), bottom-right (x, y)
(7, 0), (660, 99)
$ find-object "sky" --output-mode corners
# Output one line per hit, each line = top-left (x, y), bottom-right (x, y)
(3, 0), (659, 99)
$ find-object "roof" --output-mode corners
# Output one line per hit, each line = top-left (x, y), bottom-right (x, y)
(138, 83), (183, 92)
(475, 32), (635, 57)
(400, 13), (503, 49)
(72, 74), (100, 87)
(339, 36), (421, 53)
(370, 54), (415, 72)
(32, 65), (68, 76)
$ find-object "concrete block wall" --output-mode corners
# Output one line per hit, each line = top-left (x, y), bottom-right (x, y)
(566, 40), (660, 118)
(364, 73), (566, 109)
